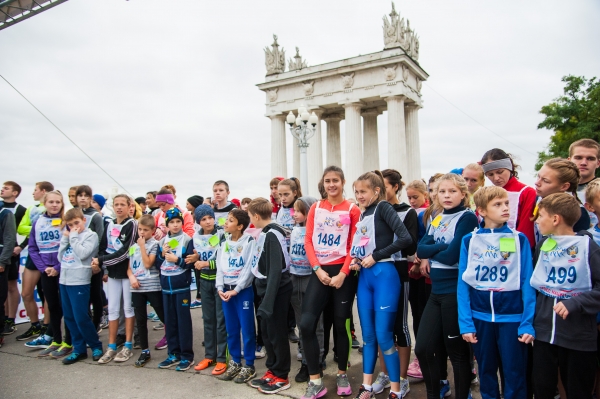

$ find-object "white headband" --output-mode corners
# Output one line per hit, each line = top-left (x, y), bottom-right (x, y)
(482, 158), (513, 173)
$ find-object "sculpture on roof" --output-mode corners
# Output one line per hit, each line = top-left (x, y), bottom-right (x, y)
(382, 2), (420, 61)
(265, 34), (286, 75)
(289, 47), (308, 71)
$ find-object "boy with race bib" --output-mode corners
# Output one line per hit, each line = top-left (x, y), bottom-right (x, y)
(457, 186), (535, 399)
(57, 207), (103, 365)
(213, 180), (237, 228)
(127, 214), (163, 367)
(155, 207), (195, 371)
(191, 204), (228, 376)
(530, 193), (600, 399)
(247, 198), (294, 394)
(216, 209), (257, 383)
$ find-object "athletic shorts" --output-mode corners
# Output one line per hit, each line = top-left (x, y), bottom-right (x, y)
(7, 257), (19, 281)
(24, 255), (38, 271)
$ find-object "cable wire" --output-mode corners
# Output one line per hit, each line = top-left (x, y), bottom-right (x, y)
(1, 73), (132, 195)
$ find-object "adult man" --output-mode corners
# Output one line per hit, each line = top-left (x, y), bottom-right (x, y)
(568, 138), (600, 226)
(0, 181), (27, 335)
(0, 204), (17, 347)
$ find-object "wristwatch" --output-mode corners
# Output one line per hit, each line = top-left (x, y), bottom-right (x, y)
(312, 265), (320, 272)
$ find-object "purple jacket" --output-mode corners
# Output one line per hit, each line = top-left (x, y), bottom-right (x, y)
(29, 213), (62, 273)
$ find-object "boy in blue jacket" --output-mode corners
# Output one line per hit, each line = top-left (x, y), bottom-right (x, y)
(155, 207), (195, 371)
(458, 186), (535, 399)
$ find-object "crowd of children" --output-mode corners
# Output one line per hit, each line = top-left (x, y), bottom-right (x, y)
(1, 138), (600, 399)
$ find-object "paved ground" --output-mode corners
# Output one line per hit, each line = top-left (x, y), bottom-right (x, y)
(0, 296), (481, 399)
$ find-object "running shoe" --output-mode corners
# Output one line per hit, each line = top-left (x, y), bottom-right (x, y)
(155, 335), (167, 350)
(440, 380), (451, 398)
(194, 358), (215, 371)
(2, 320), (16, 335)
(388, 392), (400, 399)
(135, 351), (151, 367)
(190, 300), (202, 309)
(176, 360), (193, 371)
(301, 380), (328, 399)
(400, 377), (410, 398)
(62, 352), (88, 365)
(133, 335), (141, 349)
(50, 343), (73, 358)
(98, 348), (117, 364)
(16, 324), (41, 341)
(258, 376), (291, 394)
(471, 368), (478, 385)
(354, 385), (375, 399)
(38, 342), (62, 357)
(114, 347), (133, 362)
(99, 312), (109, 330)
(255, 345), (266, 359)
(372, 372), (391, 394)
(288, 328), (300, 343)
(407, 358), (423, 379)
(158, 354), (180, 369)
(92, 348), (103, 361)
(147, 312), (156, 319)
(336, 374), (352, 396)
(358, 346), (363, 353)
(297, 351), (303, 361)
(151, 314), (160, 322)
(153, 322), (165, 330)
(219, 360), (241, 381)
(212, 362), (227, 375)
(234, 365), (256, 383)
(250, 370), (275, 388)
(295, 363), (309, 383)
(24, 335), (52, 349)
(351, 332), (360, 348)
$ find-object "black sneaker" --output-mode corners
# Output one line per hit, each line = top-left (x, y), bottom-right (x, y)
(358, 346), (363, 353)
(250, 371), (275, 388)
(234, 365), (256, 383)
(258, 376), (291, 394)
(2, 320), (16, 336)
(39, 324), (48, 337)
(115, 334), (126, 348)
(351, 332), (360, 348)
(295, 363), (309, 383)
(135, 351), (151, 367)
(62, 352), (88, 365)
(218, 360), (242, 381)
(16, 324), (41, 341)
(288, 328), (299, 343)
(133, 335), (141, 349)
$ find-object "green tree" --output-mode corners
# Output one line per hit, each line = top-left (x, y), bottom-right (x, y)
(536, 75), (600, 173)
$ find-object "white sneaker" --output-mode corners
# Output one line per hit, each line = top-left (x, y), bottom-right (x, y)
(372, 372), (391, 394)
(114, 347), (133, 363)
(98, 348), (117, 364)
(400, 378), (410, 397)
(255, 345), (266, 359)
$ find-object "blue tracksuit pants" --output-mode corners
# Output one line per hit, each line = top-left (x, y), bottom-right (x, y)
(222, 286), (256, 366)
(60, 284), (102, 354)
(163, 290), (194, 362)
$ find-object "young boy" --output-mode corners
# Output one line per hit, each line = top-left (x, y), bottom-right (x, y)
(213, 180), (237, 228)
(247, 198), (293, 394)
(530, 193), (600, 398)
(191, 204), (228, 375)
(216, 209), (257, 383)
(58, 208), (104, 364)
(458, 186), (535, 399)
(241, 198), (252, 212)
(155, 207), (195, 371)
(128, 214), (163, 367)
(0, 203), (16, 348)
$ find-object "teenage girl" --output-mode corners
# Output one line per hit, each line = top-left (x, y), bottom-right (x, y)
(300, 166), (361, 399)
(93, 194), (138, 364)
(534, 158), (590, 241)
(369, 169), (419, 396)
(349, 171), (414, 399)
(270, 177), (284, 220)
(461, 163), (485, 210)
(415, 174), (479, 399)
(27, 191), (73, 358)
(481, 148), (537, 248)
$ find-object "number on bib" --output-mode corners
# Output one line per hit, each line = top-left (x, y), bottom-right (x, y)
(318, 233), (341, 247)
(546, 267), (577, 284)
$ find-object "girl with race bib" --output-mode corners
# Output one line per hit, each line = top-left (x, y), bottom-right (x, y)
(94, 194), (138, 365)
(27, 190), (74, 358)
(481, 148), (537, 248)
(276, 177), (303, 233)
(57, 207), (103, 365)
(530, 193), (600, 398)
(288, 195), (325, 384)
(533, 158), (590, 243)
(458, 186), (535, 399)
(415, 174), (479, 399)
(299, 166), (361, 399)
(349, 171), (414, 399)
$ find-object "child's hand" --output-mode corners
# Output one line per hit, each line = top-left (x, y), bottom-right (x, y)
(349, 258), (361, 271)
(91, 265), (101, 275)
(165, 252), (178, 262)
(329, 272), (346, 289)
(137, 237), (146, 247)
(194, 261), (209, 270)
(316, 268), (331, 286)
(129, 276), (140, 289)
(420, 259), (431, 278)
(518, 333), (534, 344)
(462, 333), (477, 343)
(45, 267), (58, 277)
(361, 255), (375, 268)
(91, 258), (99, 267)
(409, 264), (422, 277)
(227, 290), (238, 298)
(218, 291), (229, 302)
(102, 274), (108, 283)
(553, 302), (569, 320)
(63, 229), (70, 237)
(162, 244), (171, 257)
(185, 250), (199, 264)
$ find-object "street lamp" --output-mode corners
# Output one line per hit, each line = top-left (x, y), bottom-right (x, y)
(286, 107), (318, 189)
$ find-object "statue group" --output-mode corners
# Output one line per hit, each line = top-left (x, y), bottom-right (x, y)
(382, 2), (420, 61)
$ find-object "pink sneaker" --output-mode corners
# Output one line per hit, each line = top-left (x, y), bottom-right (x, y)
(155, 335), (167, 350)
(407, 358), (423, 379)
(336, 374), (352, 396)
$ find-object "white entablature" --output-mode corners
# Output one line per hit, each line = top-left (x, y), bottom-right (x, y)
(257, 2), (428, 197)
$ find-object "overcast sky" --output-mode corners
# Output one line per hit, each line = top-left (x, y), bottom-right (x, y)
(1, 0), (599, 209)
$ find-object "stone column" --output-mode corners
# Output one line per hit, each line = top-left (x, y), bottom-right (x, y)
(342, 102), (364, 197)
(270, 114), (287, 178)
(306, 108), (324, 197)
(362, 109), (381, 171)
(405, 104), (422, 183)
(324, 114), (342, 168)
(293, 136), (300, 179)
(385, 95), (408, 177)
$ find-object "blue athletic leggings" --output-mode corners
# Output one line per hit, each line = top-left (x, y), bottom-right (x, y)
(357, 261), (401, 382)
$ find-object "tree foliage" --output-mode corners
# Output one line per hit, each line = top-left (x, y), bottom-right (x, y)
(536, 75), (600, 172)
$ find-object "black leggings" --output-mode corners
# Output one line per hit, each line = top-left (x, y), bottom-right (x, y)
(408, 276), (430, 337)
(415, 293), (471, 399)
(89, 272), (105, 328)
(299, 264), (357, 375)
(253, 280), (264, 347)
(40, 273), (70, 345)
(132, 291), (164, 350)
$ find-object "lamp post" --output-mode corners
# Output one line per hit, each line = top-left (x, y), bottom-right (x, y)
(286, 106), (318, 189)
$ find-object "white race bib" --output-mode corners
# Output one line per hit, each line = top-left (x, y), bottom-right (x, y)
(290, 226), (310, 275)
(312, 202), (354, 264)
(35, 215), (62, 254)
(251, 229), (290, 279)
(429, 210), (467, 270)
(192, 230), (222, 262)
